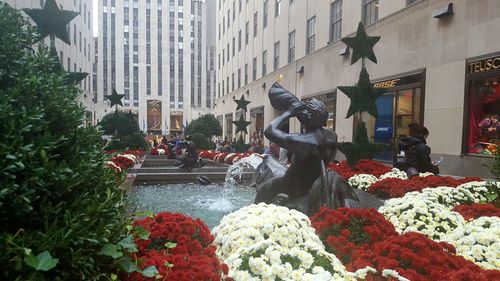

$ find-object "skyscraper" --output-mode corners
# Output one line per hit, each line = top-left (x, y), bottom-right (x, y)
(96, 0), (216, 134)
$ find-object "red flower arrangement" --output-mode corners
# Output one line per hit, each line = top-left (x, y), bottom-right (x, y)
(452, 203), (500, 220)
(328, 161), (356, 180)
(199, 150), (217, 160)
(352, 160), (392, 177)
(348, 232), (498, 281)
(310, 207), (397, 264)
(213, 152), (229, 163)
(123, 149), (146, 158)
(411, 175), (481, 188)
(111, 155), (135, 170)
(368, 178), (426, 199)
(150, 148), (159, 155)
(125, 212), (230, 281)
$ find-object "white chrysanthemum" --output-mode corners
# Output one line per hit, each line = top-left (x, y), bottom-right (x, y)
(379, 195), (465, 241)
(118, 153), (138, 163)
(213, 203), (322, 260)
(417, 186), (477, 208)
(444, 216), (500, 270)
(348, 174), (378, 190)
(379, 168), (408, 180)
(224, 241), (353, 281)
(105, 161), (122, 172)
(352, 266), (377, 280)
(418, 172), (435, 177)
(157, 148), (165, 155)
(456, 181), (499, 202)
(382, 269), (411, 281)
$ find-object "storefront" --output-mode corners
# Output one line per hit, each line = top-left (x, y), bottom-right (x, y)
(463, 53), (500, 156)
(170, 112), (183, 133)
(249, 107), (265, 137)
(224, 113), (233, 141)
(360, 70), (425, 162)
(147, 100), (162, 135)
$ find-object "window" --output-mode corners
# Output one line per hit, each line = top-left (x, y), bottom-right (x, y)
(262, 50), (267, 76)
(306, 16), (316, 54)
(227, 9), (230, 28)
(238, 30), (242, 51)
(244, 63), (248, 85)
(232, 73), (235, 91)
(289, 0), (294, 4)
(275, 0), (281, 17)
(288, 30), (295, 63)
(253, 12), (258, 37)
(263, 1), (268, 28)
(232, 37), (235, 56)
(274, 42), (280, 70)
(363, 0), (379, 26)
(330, 0), (342, 42)
(252, 57), (257, 81)
(245, 21), (249, 44)
(238, 68), (241, 88)
(227, 43), (230, 61)
(233, 1), (236, 20)
(406, 0), (420, 5)
(239, 0), (242, 12)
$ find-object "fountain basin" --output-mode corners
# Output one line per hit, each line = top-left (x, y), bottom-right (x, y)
(128, 183), (256, 229)
(133, 171), (254, 184)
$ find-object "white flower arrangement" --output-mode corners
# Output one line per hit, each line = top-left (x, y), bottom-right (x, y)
(352, 266), (409, 281)
(347, 174), (378, 191)
(379, 168), (408, 180)
(213, 203), (322, 260)
(417, 186), (478, 209)
(105, 161), (121, 172)
(456, 181), (500, 203)
(213, 203), (354, 280)
(418, 172), (434, 177)
(225, 241), (353, 281)
(157, 148), (165, 155)
(444, 216), (500, 270)
(379, 195), (465, 241)
(118, 153), (138, 163)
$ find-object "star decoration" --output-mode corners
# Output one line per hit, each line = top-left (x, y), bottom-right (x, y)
(232, 115), (252, 134)
(233, 95), (251, 111)
(23, 0), (79, 45)
(338, 67), (386, 118)
(341, 22), (380, 65)
(105, 89), (125, 108)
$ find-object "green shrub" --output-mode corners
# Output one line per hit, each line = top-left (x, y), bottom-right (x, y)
(338, 122), (386, 166)
(184, 114), (222, 139)
(191, 132), (213, 150)
(491, 152), (500, 180)
(233, 135), (250, 153)
(0, 4), (127, 280)
(98, 111), (148, 150)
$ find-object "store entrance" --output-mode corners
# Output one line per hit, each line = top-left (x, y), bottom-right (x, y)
(362, 72), (424, 162)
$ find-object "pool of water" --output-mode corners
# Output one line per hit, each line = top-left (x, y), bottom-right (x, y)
(127, 183), (257, 229)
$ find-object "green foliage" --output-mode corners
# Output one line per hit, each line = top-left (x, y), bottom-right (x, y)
(184, 114), (222, 139)
(0, 4), (128, 280)
(98, 111), (148, 150)
(233, 135), (249, 153)
(338, 122), (386, 166)
(191, 132), (213, 150)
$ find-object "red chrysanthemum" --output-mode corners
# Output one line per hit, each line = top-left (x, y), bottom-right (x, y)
(452, 203), (500, 220)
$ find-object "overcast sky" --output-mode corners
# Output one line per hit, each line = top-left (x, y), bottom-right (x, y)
(92, 0), (98, 37)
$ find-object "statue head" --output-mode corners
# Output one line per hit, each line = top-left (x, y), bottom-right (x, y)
(296, 98), (329, 130)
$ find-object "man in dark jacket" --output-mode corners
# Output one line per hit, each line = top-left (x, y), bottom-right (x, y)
(395, 123), (439, 175)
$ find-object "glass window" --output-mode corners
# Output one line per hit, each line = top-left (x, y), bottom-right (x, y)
(467, 76), (500, 155)
(263, 1), (268, 28)
(406, 0), (420, 5)
(363, 0), (379, 26)
(262, 50), (267, 76)
(306, 16), (316, 54)
(245, 21), (249, 44)
(274, 41), (280, 70)
(244, 63), (248, 85)
(253, 12), (258, 37)
(252, 57), (257, 81)
(238, 30), (242, 51)
(288, 30), (295, 63)
(275, 0), (281, 17)
(330, 0), (342, 42)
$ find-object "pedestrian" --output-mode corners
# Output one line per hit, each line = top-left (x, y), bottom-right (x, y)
(395, 122), (439, 176)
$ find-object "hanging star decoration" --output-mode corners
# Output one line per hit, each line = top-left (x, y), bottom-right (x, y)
(233, 95), (251, 111)
(23, 0), (79, 45)
(232, 115), (252, 134)
(105, 89), (125, 108)
(341, 22), (380, 65)
(338, 67), (386, 118)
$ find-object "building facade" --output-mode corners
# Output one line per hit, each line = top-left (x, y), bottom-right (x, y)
(6, 0), (98, 126)
(215, 0), (500, 178)
(95, 0), (216, 134)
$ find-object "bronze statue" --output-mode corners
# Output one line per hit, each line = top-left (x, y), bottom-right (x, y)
(253, 83), (383, 215)
(176, 135), (205, 171)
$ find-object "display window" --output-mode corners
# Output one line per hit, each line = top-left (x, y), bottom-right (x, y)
(249, 107), (264, 137)
(224, 113), (233, 141)
(466, 76), (500, 155)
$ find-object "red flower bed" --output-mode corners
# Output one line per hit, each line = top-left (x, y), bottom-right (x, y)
(125, 212), (229, 281)
(123, 149), (146, 158)
(311, 207), (397, 264)
(367, 176), (483, 199)
(327, 160), (391, 180)
(348, 232), (498, 281)
(213, 152), (229, 163)
(111, 155), (135, 170)
(352, 160), (392, 177)
(367, 178), (426, 199)
(452, 203), (500, 220)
